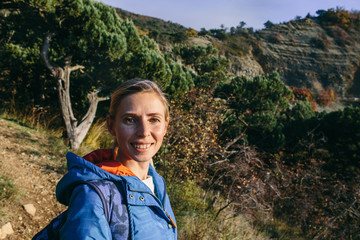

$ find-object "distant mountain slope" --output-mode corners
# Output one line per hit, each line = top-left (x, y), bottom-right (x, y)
(114, 7), (360, 97)
(253, 17), (360, 97)
(114, 8), (188, 44)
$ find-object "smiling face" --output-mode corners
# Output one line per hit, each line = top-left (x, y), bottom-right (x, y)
(107, 91), (168, 165)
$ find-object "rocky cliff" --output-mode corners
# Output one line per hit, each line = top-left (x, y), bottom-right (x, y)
(251, 18), (360, 97)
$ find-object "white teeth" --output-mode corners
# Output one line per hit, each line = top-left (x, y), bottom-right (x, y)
(133, 144), (151, 149)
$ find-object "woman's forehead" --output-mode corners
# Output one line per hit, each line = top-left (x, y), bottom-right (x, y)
(117, 92), (166, 114)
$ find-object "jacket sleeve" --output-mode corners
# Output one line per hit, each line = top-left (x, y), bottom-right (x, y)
(59, 184), (111, 240)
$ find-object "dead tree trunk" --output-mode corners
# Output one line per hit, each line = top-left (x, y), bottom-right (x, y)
(41, 33), (100, 149)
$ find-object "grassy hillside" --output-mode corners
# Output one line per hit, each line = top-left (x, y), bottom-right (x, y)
(0, 115), (67, 239)
(115, 8), (188, 44)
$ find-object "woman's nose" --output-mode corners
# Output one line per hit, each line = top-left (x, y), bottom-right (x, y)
(137, 120), (150, 136)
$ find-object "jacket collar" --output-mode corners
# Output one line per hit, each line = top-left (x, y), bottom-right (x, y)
(83, 149), (166, 198)
(59, 151), (166, 204)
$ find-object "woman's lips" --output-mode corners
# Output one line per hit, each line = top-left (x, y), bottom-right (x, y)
(131, 143), (153, 151)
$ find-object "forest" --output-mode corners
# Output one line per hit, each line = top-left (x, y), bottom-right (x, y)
(1, 0), (360, 239)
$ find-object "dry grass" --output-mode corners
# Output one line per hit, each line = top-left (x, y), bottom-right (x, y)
(2, 108), (60, 131)
(179, 209), (269, 240)
(167, 180), (269, 240)
(74, 118), (113, 156)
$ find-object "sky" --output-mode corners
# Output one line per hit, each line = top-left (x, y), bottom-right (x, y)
(98, 0), (359, 31)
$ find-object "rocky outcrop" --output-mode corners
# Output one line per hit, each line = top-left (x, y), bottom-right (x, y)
(251, 18), (360, 97)
(228, 53), (264, 78)
(160, 18), (360, 97)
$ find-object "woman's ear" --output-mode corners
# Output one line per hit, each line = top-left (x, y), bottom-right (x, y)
(106, 115), (116, 136)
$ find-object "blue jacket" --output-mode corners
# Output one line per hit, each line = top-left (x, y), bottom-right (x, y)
(56, 152), (177, 240)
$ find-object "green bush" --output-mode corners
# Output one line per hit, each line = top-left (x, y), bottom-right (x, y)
(172, 44), (230, 90)
(282, 101), (318, 155)
(215, 72), (292, 152)
(318, 106), (360, 178)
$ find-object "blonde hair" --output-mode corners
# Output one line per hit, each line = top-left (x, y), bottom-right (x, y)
(108, 79), (169, 160)
(109, 79), (169, 121)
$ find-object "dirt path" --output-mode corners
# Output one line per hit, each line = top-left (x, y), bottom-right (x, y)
(0, 118), (67, 239)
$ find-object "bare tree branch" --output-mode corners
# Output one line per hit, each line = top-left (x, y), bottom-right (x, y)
(224, 133), (244, 150)
(312, 198), (358, 239)
(41, 33), (101, 149)
(40, 33), (56, 76)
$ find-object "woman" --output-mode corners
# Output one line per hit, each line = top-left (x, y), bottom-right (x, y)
(56, 79), (177, 239)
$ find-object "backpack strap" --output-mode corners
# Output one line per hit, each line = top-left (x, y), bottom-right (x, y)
(81, 181), (110, 222)
(79, 180), (130, 239)
(114, 181), (133, 239)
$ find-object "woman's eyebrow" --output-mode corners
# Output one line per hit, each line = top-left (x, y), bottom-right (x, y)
(121, 112), (137, 116)
(121, 112), (163, 116)
(147, 113), (163, 116)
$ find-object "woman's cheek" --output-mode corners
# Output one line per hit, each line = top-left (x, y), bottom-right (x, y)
(157, 126), (168, 137)
(117, 124), (133, 135)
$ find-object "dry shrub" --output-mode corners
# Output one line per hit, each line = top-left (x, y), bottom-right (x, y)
(272, 159), (360, 239)
(185, 28), (198, 37)
(317, 88), (339, 107)
(157, 88), (226, 182)
(208, 145), (274, 220)
(157, 89), (272, 238)
(291, 87), (318, 110)
(311, 34), (332, 51)
(208, 141), (360, 239)
(156, 88), (358, 239)
(268, 32), (283, 44)
(328, 26), (352, 46)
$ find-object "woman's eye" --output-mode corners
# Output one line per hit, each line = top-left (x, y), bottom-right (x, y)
(150, 118), (160, 123)
(124, 117), (135, 124)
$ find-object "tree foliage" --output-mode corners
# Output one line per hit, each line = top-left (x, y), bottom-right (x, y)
(264, 20), (275, 29)
(215, 72), (292, 151)
(1, 0), (54, 110)
(318, 107), (360, 178)
(173, 44), (230, 89)
(0, 0), (194, 124)
(316, 7), (352, 29)
(199, 21), (253, 39)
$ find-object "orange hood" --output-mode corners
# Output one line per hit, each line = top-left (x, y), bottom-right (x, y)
(83, 149), (136, 176)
